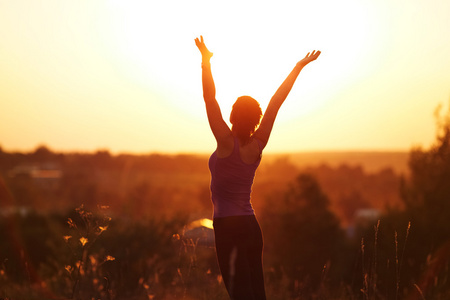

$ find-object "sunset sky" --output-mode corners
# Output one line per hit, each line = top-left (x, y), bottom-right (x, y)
(1, 0), (449, 154)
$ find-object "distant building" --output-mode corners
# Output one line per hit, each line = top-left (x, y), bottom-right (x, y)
(354, 208), (381, 222)
(346, 208), (381, 238)
(8, 163), (62, 189)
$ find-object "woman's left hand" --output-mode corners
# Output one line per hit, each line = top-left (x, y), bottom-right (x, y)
(297, 50), (321, 67)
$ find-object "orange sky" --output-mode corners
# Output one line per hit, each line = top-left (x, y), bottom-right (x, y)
(1, 0), (449, 154)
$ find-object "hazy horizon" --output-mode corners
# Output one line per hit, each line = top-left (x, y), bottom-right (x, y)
(0, 143), (412, 155)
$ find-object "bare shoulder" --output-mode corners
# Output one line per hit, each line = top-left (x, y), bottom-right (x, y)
(215, 134), (234, 158)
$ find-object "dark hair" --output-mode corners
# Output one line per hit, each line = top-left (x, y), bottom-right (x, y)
(230, 96), (262, 145)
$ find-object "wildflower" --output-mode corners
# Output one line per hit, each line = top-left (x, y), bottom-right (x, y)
(65, 265), (73, 273)
(89, 255), (97, 265)
(63, 235), (71, 242)
(79, 237), (88, 247)
(67, 218), (77, 229)
(98, 226), (108, 233)
(106, 255), (115, 261)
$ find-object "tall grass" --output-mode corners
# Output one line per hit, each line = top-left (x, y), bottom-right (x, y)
(359, 220), (413, 300)
(0, 211), (448, 299)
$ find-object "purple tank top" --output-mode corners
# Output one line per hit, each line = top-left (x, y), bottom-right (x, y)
(208, 137), (262, 218)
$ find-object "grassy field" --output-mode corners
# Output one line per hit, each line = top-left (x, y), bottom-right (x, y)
(0, 148), (448, 299)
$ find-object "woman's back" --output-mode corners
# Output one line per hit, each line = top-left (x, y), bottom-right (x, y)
(216, 135), (262, 165)
(209, 136), (263, 218)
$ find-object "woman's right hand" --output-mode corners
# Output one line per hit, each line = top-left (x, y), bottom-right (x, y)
(195, 35), (213, 62)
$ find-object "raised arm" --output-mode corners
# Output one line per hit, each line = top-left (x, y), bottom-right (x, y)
(195, 36), (231, 144)
(254, 50), (321, 147)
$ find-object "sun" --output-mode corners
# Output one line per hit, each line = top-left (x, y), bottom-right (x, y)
(103, 0), (380, 125)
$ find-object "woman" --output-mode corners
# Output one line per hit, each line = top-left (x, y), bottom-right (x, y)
(195, 35), (320, 300)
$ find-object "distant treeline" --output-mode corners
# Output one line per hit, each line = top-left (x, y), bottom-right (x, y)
(1, 146), (402, 225)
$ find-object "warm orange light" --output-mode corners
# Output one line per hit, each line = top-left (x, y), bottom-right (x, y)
(0, 1), (448, 153)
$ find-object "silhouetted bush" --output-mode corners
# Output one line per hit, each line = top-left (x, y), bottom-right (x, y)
(261, 173), (346, 297)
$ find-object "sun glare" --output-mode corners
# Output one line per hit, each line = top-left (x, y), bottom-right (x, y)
(104, 0), (380, 126)
(1, 0), (447, 153)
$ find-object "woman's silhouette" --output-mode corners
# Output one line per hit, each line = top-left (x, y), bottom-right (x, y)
(195, 35), (320, 300)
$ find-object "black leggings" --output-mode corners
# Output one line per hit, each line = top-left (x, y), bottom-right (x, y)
(213, 215), (266, 300)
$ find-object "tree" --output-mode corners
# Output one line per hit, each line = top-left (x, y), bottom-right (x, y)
(32, 145), (53, 161)
(396, 102), (450, 299)
(403, 103), (450, 247)
(261, 173), (344, 294)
